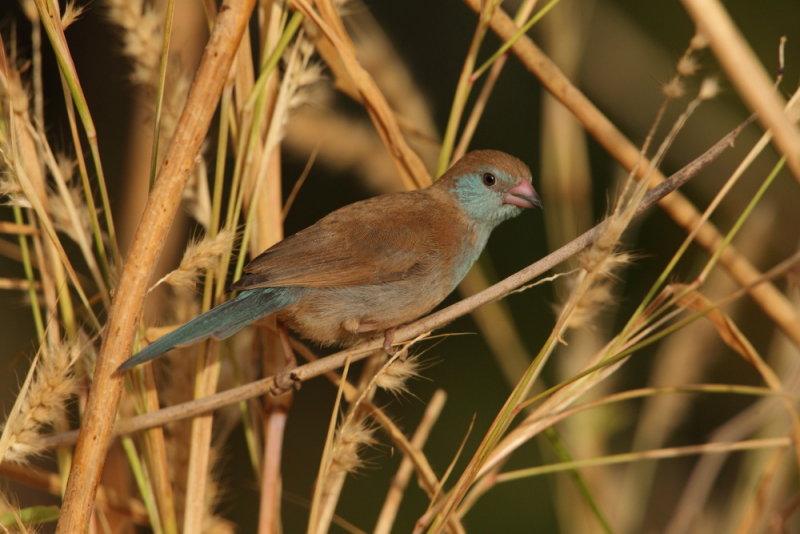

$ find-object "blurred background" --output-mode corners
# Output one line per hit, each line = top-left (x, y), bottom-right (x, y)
(2, 0), (799, 532)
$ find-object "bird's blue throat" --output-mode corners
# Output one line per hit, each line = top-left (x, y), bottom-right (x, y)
(451, 171), (524, 226)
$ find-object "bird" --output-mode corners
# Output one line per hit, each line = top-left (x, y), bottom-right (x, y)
(118, 150), (542, 372)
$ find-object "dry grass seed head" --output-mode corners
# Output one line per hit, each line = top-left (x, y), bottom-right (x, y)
(554, 270), (606, 330)
(48, 180), (92, 246)
(374, 352), (423, 397)
(579, 210), (630, 273)
(562, 277), (618, 329)
(107, 0), (193, 169)
(166, 430), (232, 532)
(662, 77), (686, 100)
(579, 247), (633, 279)
(55, 152), (76, 180)
(0, 176), (28, 208)
(331, 418), (376, 474)
(564, 237), (632, 329)
(199, 447), (235, 534)
(150, 229), (234, 291)
(288, 60), (327, 110)
(698, 77), (720, 101)
(676, 55), (700, 77)
(0, 67), (29, 115)
(1, 341), (79, 463)
(61, 1), (86, 28)
(106, 0), (163, 87)
(158, 73), (192, 143)
(274, 37), (327, 148)
(285, 38), (327, 110)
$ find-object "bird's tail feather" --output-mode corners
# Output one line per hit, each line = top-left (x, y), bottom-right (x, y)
(118, 288), (299, 371)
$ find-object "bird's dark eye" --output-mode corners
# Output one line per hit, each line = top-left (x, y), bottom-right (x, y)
(482, 173), (496, 186)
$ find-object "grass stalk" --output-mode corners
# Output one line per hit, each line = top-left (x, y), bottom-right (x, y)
(147, 0), (177, 190)
(436, 1), (496, 174)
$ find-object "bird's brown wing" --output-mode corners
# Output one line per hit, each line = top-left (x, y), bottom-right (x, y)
(232, 189), (464, 290)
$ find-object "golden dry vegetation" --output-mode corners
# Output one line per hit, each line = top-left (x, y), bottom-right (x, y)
(1, 0), (799, 532)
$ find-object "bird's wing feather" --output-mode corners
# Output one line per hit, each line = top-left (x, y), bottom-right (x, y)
(232, 189), (466, 289)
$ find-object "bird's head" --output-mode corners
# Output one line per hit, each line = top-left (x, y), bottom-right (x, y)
(441, 150), (542, 227)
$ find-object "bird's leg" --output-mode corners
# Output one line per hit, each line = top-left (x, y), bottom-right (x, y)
(341, 317), (372, 334)
(382, 328), (397, 356)
(342, 318), (397, 355)
(270, 322), (301, 395)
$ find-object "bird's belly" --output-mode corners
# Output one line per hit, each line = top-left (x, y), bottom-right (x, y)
(276, 278), (454, 346)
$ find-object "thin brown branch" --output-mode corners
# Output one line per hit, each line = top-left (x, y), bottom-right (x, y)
(495, 437), (791, 482)
(55, 1), (256, 532)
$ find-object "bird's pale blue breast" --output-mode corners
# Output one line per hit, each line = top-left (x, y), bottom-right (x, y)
(449, 224), (491, 286)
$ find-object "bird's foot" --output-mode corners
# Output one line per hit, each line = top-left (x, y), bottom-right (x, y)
(270, 369), (301, 395)
(341, 319), (398, 356)
(269, 321), (301, 395)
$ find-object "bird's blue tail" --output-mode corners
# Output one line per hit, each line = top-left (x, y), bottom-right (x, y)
(118, 288), (302, 371)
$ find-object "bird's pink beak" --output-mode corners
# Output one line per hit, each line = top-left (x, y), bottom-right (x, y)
(504, 180), (543, 209)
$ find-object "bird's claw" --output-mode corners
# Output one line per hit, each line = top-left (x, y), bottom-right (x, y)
(270, 370), (301, 395)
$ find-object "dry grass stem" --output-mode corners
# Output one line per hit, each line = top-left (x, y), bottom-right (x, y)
(495, 437), (792, 482)
(258, 405), (287, 534)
